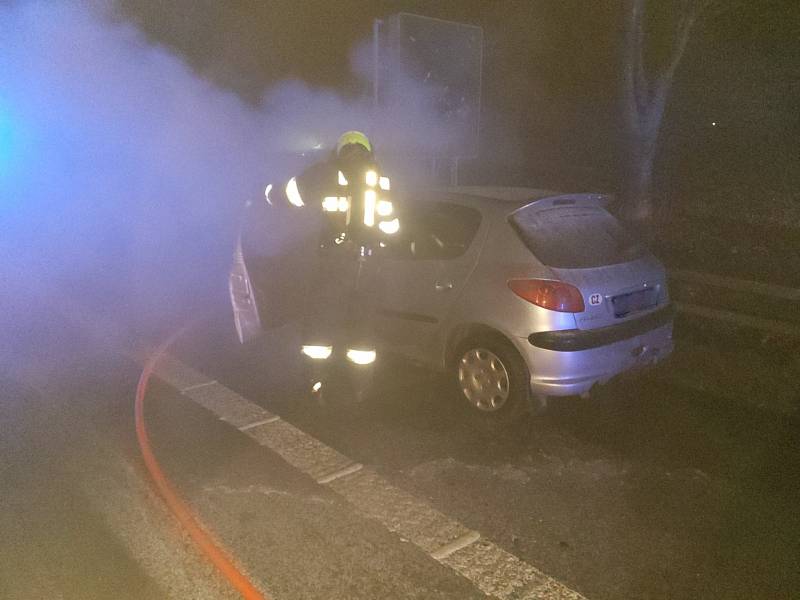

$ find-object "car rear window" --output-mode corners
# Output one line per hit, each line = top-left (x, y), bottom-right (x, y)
(509, 204), (646, 268)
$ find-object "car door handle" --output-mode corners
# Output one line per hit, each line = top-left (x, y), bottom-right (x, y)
(434, 281), (453, 292)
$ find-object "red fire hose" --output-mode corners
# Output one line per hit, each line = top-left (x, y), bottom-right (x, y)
(135, 332), (268, 600)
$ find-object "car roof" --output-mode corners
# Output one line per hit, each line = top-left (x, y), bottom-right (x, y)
(414, 186), (610, 216)
(430, 186), (558, 205)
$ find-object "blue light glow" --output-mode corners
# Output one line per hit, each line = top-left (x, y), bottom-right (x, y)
(0, 100), (16, 180)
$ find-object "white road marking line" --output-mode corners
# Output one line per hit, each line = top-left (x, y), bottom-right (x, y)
(238, 416), (281, 431)
(180, 382), (277, 430)
(151, 354), (588, 600)
(180, 380), (218, 393)
(243, 419), (355, 482)
(431, 531), (481, 560)
(442, 538), (585, 600)
(151, 354), (215, 392)
(316, 462), (363, 484)
(326, 467), (475, 555)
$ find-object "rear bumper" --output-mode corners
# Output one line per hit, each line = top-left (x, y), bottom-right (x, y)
(528, 305), (674, 351)
(520, 306), (674, 397)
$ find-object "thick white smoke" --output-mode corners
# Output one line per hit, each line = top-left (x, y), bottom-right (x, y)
(0, 1), (458, 338)
(0, 2), (270, 335)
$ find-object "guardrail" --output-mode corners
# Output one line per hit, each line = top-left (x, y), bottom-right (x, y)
(670, 268), (800, 301)
(664, 269), (799, 417)
(669, 269), (800, 338)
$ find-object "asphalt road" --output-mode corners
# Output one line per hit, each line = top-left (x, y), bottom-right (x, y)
(0, 323), (177, 599)
(0, 315), (486, 599)
(176, 314), (800, 600)
(2, 305), (798, 599)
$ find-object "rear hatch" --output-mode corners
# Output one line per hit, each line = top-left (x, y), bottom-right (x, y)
(509, 197), (668, 330)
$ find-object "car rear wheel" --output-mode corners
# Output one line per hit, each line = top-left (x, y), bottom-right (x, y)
(454, 337), (530, 422)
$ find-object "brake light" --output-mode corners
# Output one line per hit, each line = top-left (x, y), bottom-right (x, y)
(508, 279), (585, 312)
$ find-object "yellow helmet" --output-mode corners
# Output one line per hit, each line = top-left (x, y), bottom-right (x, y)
(336, 130), (372, 156)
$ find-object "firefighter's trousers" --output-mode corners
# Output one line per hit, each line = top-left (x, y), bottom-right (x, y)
(299, 245), (382, 400)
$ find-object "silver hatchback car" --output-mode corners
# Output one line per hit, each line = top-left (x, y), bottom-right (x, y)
(374, 186), (674, 418)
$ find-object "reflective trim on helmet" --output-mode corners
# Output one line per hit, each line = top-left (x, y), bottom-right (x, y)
(336, 130), (372, 155)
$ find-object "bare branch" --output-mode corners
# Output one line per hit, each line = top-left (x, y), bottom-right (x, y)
(663, 0), (708, 83)
(622, 0), (648, 136)
(619, 0), (714, 220)
(631, 0), (649, 116)
(646, 0), (709, 135)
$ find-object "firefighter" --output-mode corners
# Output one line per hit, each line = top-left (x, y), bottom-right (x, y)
(267, 131), (399, 402)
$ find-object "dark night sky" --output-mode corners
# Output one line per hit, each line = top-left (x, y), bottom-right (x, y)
(116, 1), (799, 195)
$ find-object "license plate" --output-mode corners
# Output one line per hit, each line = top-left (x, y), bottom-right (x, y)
(612, 288), (657, 317)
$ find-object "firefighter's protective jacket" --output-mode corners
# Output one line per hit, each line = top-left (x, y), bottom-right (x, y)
(269, 154), (399, 249)
(265, 153), (398, 354)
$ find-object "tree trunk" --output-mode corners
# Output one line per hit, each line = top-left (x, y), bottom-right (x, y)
(620, 0), (704, 226)
(623, 115), (662, 224)
(626, 146), (655, 222)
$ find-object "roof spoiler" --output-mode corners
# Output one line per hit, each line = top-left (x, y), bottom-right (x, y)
(522, 193), (612, 210)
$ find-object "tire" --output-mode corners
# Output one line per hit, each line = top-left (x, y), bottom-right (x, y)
(452, 335), (531, 424)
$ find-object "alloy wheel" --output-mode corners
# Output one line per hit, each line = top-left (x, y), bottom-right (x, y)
(458, 348), (511, 412)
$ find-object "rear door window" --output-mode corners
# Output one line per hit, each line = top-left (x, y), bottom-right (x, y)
(509, 205), (646, 268)
(389, 202), (482, 260)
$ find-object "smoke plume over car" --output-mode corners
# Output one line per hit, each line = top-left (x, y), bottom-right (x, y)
(0, 1), (460, 340)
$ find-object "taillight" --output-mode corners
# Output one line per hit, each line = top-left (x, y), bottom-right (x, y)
(508, 279), (585, 313)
